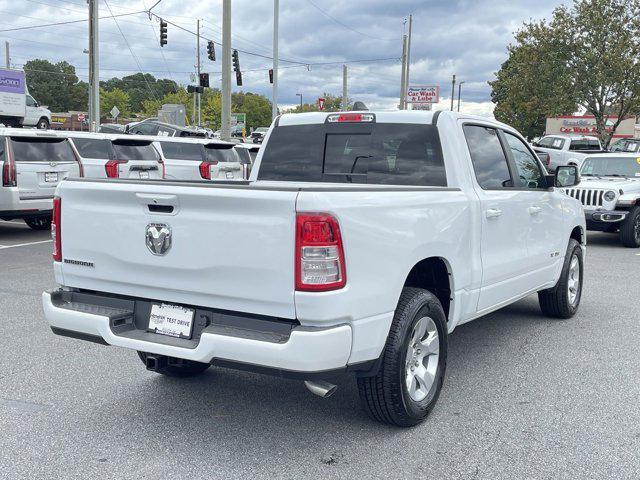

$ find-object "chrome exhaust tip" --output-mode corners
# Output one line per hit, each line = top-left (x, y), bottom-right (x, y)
(304, 380), (338, 398)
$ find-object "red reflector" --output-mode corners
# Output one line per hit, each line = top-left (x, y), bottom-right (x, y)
(295, 213), (346, 292)
(52, 197), (62, 262)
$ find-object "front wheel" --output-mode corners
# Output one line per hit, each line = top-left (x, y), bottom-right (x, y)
(619, 207), (640, 248)
(357, 287), (448, 427)
(36, 118), (50, 130)
(24, 215), (52, 231)
(538, 238), (583, 318)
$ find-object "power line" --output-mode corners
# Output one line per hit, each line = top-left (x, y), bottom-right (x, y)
(305, 0), (397, 42)
(0, 10), (145, 33)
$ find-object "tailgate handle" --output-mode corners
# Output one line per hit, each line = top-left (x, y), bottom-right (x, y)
(148, 204), (174, 214)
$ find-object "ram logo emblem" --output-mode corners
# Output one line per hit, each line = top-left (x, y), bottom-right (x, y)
(145, 223), (172, 256)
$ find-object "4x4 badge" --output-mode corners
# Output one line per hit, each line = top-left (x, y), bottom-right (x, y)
(146, 223), (172, 256)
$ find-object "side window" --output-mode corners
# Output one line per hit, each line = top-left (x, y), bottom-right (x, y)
(463, 125), (512, 189)
(132, 123), (157, 135)
(504, 133), (546, 189)
(25, 95), (36, 107)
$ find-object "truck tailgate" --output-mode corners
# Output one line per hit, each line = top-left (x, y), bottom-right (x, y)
(58, 180), (298, 318)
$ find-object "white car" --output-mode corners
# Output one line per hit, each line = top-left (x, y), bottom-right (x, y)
(0, 128), (82, 229)
(154, 137), (245, 181)
(42, 110), (585, 426)
(564, 153), (640, 247)
(533, 134), (605, 171)
(68, 133), (164, 180)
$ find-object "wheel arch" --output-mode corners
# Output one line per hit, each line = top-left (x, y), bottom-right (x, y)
(570, 225), (585, 245)
(402, 257), (452, 321)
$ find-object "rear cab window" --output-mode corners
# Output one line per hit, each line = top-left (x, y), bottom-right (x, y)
(258, 120), (447, 186)
(112, 140), (159, 161)
(71, 137), (111, 159)
(160, 142), (203, 161)
(9, 137), (76, 163)
(569, 139), (601, 151)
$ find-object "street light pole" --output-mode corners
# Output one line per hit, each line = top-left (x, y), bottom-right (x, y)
(296, 93), (302, 109)
(272, 0), (279, 120)
(457, 81), (465, 112)
(88, 0), (100, 131)
(221, 0), (231, 140)
(450, 74), (456, 111)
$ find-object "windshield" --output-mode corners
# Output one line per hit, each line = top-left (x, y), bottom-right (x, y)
(203, 144), (240, 163)
(10, 137), (76, 162)
(258, 122), (446, 186)
(581, 156), (640, 177)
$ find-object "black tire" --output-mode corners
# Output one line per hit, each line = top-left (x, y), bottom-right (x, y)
(24, 215), (52, 231)
(36, 118), (50, 130)
(357, 287), (448, 427)
(538, 238), (583, 318)
(619, 207), (640, 248)
(137, 351), (210, 378)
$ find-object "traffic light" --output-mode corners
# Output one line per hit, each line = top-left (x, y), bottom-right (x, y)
(232, 50), (242, 86)
(159, 19), (168, 47)
(207, 41), (216, 61)
(269, 69), (273, 84)
(199, 73), (209, 88)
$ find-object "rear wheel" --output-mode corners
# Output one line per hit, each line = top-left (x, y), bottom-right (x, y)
(357, 287), (447, 427)
(24, 215), (52, 231)
(538, 239), (583, 318)
(619, 207), (640, 248)
(137, 351), (210, 378)
(36, 117), (50, 130)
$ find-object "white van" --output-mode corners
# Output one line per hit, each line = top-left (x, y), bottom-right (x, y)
(153, 137), (245, 181)
(68, 133), (164, 180)
(0, 129), (82, 229)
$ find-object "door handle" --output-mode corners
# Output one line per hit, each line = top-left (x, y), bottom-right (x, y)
(528, 205), (542, 215)
(485, 208), (503, 219)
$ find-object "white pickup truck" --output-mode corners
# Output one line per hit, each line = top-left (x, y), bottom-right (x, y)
(533, 134), (605, 172)
(42, 111), (586, 426)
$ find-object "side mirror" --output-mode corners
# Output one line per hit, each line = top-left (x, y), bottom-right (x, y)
(555, 165), (580, 188)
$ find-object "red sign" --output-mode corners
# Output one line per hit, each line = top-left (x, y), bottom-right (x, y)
(77, 114), (86, 121)
(318, 98), (325, 111)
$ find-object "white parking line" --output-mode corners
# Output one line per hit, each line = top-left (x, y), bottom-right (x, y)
(0, 240), (53, 250)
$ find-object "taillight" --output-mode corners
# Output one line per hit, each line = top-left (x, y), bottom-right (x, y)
(105, 159), (127, 178)
(295, 213), (346, 291)
(52, 197), (62, 262)
(199, 161), (218, 180)
(2, 140), (16, 187)
(326, 113), (375, 123)
(538, 152), (551, 166)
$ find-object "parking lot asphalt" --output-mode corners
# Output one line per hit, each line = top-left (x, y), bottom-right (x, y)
(0, 228), (639, 480)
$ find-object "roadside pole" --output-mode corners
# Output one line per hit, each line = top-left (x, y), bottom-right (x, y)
(4, 41), (9, 68)
(272, 0), (279, 120)
(197, 19), (201, 126)
(405, 14), (412, 99)
(88, 0), (100, 131)
(450, 74), (456, 111)
(342, 65), (348, 110)
(221, 0), (231, 140)
(399, 34), (408, 109)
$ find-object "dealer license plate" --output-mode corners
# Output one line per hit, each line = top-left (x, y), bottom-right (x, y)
(148, 303), (195, 338)
(45, 172), (58, 183)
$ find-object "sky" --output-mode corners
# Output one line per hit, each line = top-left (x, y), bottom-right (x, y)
(0, 0), (569, 116)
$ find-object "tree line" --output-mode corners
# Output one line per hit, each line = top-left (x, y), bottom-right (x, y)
(490, 0), (639, 147)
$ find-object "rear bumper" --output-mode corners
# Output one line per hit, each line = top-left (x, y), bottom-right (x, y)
(42, 290), (353, 374)
(0, 188), (54, 218)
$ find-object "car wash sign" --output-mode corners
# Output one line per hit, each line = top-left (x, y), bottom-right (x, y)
(406, 85), (439, 104)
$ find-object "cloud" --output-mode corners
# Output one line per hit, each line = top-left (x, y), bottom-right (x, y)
(0, 0), (564, 114)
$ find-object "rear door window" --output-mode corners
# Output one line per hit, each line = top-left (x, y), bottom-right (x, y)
(160, 142), (203, 161)
(72, 137), (111, 159)
(258, 122), (446, 186)
(463, 125), (512, 189)
(10, 137), (76, 163)
(112, 141), (159, 161)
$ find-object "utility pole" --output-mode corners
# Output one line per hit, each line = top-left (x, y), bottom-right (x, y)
(457, 81), (465, 112)
(88, 0), (100, 131)
(221, 0), (231, 140)
(342, 64), (348, 110)
(405, 14), (412, 96)
(450, 74), (456, 111)
(399, 34), (408, 110)
(272, 0), (279, 120)
(197, 19), (201, 126)
(4, 41), (9, 69)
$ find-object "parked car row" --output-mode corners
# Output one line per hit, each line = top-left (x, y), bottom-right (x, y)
(0, 127), (261, 230)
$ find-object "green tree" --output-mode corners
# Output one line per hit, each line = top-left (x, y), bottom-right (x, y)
(100, 88), (131, 119)
(100, 73), (178, 113)
(490, 0), (640, 146)
(288, 93), (347, 113)
(23, 59), (85, 112)
(232, 92), (272, 130)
